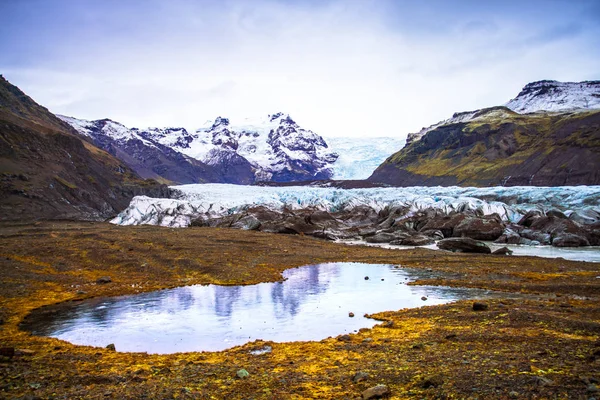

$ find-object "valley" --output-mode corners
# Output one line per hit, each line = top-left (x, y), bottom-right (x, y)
(0, 75), (599, 399)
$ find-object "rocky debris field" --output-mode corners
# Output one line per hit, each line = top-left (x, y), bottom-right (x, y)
(0, 221), (598, 399)
(191, 204), (599, 250)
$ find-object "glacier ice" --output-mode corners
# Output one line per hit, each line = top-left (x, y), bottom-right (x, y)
(111, 184), (600, 228)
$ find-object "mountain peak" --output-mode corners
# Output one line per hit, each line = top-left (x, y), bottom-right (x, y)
(505, 80), (600, 114)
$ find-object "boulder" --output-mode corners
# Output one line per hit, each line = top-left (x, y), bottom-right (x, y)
(421, 229), (444, 240)
(231, 215), (261, 230)
(520, 229), (551, 245)
(419, 213), (467, 238)
(365, 232), (409, 244)
(518, 210), (545, 227)
(452, 216), (504, 241)
(492, 247), (513, 255)
(552, 233), (590, 247)
(390, 235), (434, 246)
(361, 384), (391, 399)
(494, 228), (522, 244)
(96, 276), (112, 284)
(437, 238), (491, 254)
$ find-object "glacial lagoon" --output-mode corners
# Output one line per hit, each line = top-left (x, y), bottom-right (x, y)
(22, 263), (530, 354)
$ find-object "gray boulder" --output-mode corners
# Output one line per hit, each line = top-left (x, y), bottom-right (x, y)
(437, 238), (491, 254)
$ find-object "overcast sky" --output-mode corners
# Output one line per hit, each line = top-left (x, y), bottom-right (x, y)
(1, 0), (599, 138)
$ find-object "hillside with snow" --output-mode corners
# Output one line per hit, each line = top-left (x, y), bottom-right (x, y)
(505, 80), (600, 114)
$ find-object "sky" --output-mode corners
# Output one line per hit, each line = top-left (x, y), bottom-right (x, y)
(1, 0), (599, 138)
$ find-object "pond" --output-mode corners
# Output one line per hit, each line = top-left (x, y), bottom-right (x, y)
(22, 263), (522, 354)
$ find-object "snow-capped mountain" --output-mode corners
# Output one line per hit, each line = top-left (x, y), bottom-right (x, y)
(405, 80), (600, 146)
(143, 112), (338, 182)
(59, 113), (338, 184)
(369, 80), (600, 187)
(505, 80), (600, 114)
(325, 137), (405, 180)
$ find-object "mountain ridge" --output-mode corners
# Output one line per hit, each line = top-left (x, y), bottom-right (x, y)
(59, 112), (339, 184)
(0, 75), (169, 221)
(369, 80), (600, 187)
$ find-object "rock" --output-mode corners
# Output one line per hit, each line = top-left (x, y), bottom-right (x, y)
(349, 312), (355, 318)
(494, 227), (522, 244)
(534, 376), (554, 386)
(96, 276), (112, 284)
(390, 235), (434, 246)
(508, 391), (519, 398)
(520, 229), (551, 245)
(452, 216), (504, 241)
(588, 384), (599, 393)
(552, 233), (590, 247)
(106, 343), (116, 351)
(492, 247), (513, 255)
(421, 374), (443, 388)
(472, 302), (489, 311)
(231, 215), (261, 230)
(338, 334), (352, 342)
(518, 210), (545, 227)
(547, 209), (568, 219)
(361, 384), (390, 399)
(421, 296), (428, 301)
(437, 238), (491, 254)
(421, 229), (445, 240)
(419, 213), (467, 238)
(352, 371), (369, 383)
(365, 232), (407, 244)
(364, 276), (369, 280)
(236, 369), (250, 379)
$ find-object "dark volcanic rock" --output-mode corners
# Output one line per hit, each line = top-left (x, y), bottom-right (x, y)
(453, 215), (504, 241)
(419, 213), (467, 238)
(390, 235), (435, 246)
(552, 233), (590, 247)
(437, 238), (491, 254)
(492, 247), (513, 255)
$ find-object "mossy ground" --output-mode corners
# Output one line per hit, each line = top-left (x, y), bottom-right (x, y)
(0, 222), (599, 399)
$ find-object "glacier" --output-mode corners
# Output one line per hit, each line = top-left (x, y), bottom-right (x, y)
(111, 183), (600, 229)
(325, 137), (406, 180)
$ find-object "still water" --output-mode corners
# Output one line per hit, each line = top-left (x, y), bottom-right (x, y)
(22, 263), (518, 354)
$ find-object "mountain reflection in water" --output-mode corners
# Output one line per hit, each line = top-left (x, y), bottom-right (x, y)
(22, 263), (509, 353)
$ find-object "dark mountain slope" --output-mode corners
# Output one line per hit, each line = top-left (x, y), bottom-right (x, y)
(0, 75), (169, 221)
(369, 107), (600, 187)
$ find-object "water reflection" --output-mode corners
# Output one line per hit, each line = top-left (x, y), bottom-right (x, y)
(22, 263), (510, 353)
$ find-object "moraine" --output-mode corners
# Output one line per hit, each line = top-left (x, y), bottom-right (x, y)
(111, 184), (600, 260)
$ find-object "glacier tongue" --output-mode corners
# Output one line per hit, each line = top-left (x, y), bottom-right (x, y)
(111, 184), (600, 228)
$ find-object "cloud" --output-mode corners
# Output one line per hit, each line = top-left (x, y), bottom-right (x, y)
(1, 0), (599, 138)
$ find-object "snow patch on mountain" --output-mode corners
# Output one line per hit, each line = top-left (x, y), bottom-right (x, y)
(161, 112), (338, 182)
(505, 80), (600, 114)
(325, 137), (406, 180)
(58, 115), (158, 148)
(405, 80), (600, 146)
